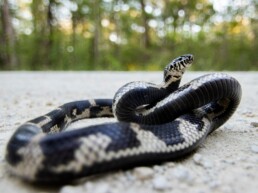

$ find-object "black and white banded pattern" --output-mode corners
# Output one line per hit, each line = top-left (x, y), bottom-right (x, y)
(5, 54), (242, 183)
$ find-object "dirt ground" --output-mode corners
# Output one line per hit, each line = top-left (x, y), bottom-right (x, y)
(1, 71), (257, 193)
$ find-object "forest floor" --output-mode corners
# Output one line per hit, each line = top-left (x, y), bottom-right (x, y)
(0, 71), (257, 193)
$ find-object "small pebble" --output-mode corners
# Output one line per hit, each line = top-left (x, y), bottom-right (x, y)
(60, 186), (82, 193)
(251, 122), (258, 127)
(152, 175), (170, 190)
(93, 183), (110, 193)
(165, 162), (176, 168)
(242, 111), (255, 117)
(193, 153), (213, 169)
(133, 167), (154, 180)
(193, 153), (203, 163)
(250, 145), (258, 153)
(209, 180), (220, 189)
(124, 171), (135, 182)
(236, 157), (246, 162)
(221, 159), (235, 165)
(172, 165), (191, 182)
(153, 165), (164, 174)
(221, 186), (233, 193)
(244, 164), (253, 169)
(84, 182), (94, 191)
(46, 101), (54, 106)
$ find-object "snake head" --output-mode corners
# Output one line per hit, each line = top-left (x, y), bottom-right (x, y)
(164, 54), (194, 83)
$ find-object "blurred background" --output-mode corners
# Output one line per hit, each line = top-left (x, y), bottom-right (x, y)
(0, 0), (257, 71)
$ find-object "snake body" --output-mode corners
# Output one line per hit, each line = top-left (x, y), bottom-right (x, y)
(5, 54), (242, 183)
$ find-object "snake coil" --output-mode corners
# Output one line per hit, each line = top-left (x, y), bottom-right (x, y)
(5, 54), (242, 183)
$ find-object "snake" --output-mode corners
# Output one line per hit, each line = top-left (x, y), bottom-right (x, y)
(5, 54), (242, 183)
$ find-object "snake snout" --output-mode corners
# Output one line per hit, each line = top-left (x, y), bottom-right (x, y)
(171, 54), (194, 70)
(186, 54), (194, 62)
(181, 54), (194, 64)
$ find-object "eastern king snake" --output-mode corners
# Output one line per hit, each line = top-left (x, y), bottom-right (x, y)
(5, 54), (242, 183)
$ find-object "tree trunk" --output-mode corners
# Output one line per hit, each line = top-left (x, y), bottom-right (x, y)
(31, 0), (53, 69)
(140, 0), (151, 48)
(0, 0), (18, 69)
(91, 0), (101, 69)
(46, 0), (54, 68)
(71, 10), (78, 69)
(110, 0), (121, 67)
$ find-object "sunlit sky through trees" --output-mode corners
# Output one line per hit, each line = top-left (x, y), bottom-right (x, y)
(1, 0), (257, 70)
(12, 0), (256, 35)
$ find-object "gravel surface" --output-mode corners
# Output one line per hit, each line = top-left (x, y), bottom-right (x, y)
(1, 71), (258, 193)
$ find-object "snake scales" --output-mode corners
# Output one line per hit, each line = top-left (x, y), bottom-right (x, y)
(5, 54), (242, 183)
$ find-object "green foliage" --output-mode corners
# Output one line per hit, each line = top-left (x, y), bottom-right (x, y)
(0, 0), (257, 71)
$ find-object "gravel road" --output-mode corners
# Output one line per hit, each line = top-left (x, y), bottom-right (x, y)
(1, 71), (257, 193)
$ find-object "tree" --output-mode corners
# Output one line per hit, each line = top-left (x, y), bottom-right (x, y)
(92, 0), (101, 68)
(0, 0), (18, 69)
(140, 0), (151, 48)
(0, 0), (257, 71)
(30, 0), (56, 69)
